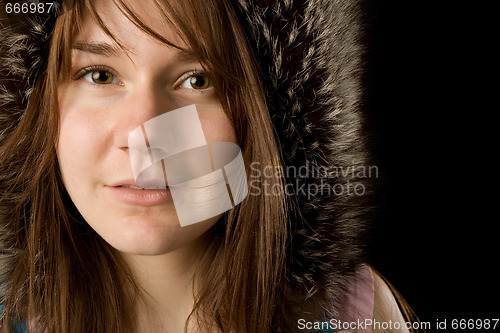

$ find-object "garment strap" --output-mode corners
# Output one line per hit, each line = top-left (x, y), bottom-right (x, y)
(335, 264), (375, 333)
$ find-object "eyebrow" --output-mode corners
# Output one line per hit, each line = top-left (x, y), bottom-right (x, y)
(174, 50), (198, 63)
(72, 41), (121, 56)
(72, 41), (200, 64)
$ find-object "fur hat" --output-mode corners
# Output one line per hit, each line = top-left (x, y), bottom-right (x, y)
(0, 0), (372, 322)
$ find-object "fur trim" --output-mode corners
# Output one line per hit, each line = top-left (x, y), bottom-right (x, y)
(0, 6), (56, 143)
(0, 1), (59, 305)
(233, 0), (372, 319)
(0, 0), (373, 323)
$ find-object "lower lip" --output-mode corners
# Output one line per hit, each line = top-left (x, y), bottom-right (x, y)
(106, 186), (172, 206)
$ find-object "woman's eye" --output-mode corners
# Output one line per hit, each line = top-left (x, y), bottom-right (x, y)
(180, 73), (211, 90)
(82, 70), (117, 85)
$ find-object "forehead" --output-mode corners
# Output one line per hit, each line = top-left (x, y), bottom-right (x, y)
(74, 0), (184, 52)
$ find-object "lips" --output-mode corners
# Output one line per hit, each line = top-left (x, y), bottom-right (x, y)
(106, 180), (171, 206)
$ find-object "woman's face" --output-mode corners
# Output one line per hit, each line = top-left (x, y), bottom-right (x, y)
(57, 0), (236, 255)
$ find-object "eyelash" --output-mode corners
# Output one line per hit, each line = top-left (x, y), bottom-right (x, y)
(73, 66), (212, 92)
(175, 70), (212, 92)
(74, 65), (119, 86)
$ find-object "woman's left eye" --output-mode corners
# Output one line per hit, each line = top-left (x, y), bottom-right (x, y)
(179, 73), (212, 90)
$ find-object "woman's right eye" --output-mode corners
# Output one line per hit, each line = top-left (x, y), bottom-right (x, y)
(82, 70), (118, 85)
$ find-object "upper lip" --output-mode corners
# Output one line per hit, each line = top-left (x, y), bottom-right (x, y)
(108, 179), (168, 189)
(108, 179), (139, 188)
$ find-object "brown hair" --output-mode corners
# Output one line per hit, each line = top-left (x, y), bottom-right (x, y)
(0, 0), (288, 332)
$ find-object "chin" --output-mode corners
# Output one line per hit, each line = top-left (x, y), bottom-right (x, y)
(101, 214), (220, 256)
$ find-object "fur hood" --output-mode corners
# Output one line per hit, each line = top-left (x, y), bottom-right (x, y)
(0, 0), (372, 322)
(233, 0), (372, 319)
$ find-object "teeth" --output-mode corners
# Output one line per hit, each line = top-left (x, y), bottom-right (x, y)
(122, 185), (144, 190)
(122, 185), (166, 190)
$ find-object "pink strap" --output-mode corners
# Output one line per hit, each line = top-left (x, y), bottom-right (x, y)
(335, 264), (374, 333)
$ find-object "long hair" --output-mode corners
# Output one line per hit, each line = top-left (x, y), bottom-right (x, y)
(0, 0), (288, 332)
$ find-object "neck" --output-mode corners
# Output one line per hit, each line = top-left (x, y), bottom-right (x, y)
(123, 237), (207, 332)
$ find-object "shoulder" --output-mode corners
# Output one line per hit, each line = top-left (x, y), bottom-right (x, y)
(335, 266), (412, 333)
(372, 271), (411, 333)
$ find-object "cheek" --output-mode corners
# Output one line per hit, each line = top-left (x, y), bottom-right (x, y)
(57, 95), (107, 186)
(58, 112), (83, 180)
(58, 116), (91, 162)
(200, 111), (237, 144)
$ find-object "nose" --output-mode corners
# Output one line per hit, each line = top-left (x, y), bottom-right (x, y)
(113, 83), (178, 149)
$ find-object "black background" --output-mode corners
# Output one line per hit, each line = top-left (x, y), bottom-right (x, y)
(364, 0), (498, 329)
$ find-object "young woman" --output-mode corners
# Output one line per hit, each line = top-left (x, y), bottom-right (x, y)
(0, 0), (421, 332)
